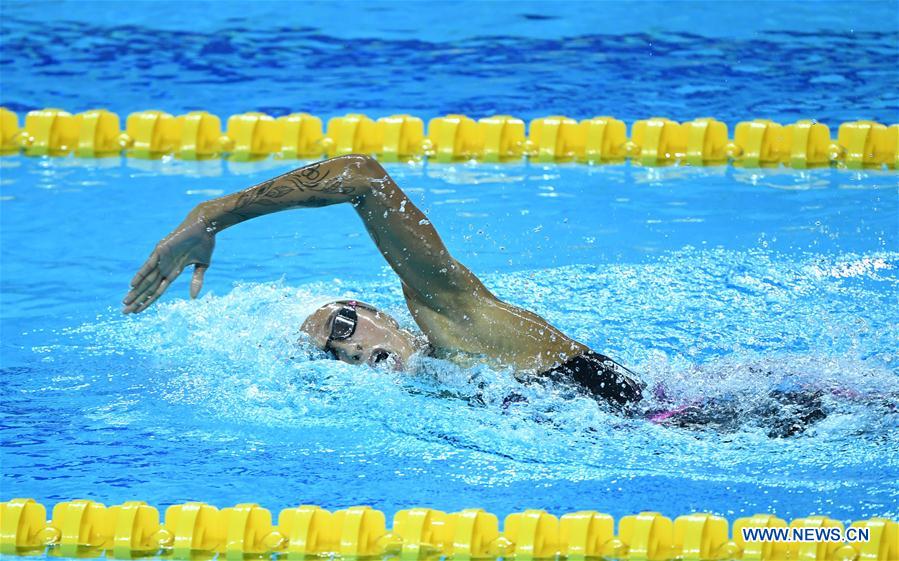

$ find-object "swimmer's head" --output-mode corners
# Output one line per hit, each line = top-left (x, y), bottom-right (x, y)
(300, 300), (420, 370)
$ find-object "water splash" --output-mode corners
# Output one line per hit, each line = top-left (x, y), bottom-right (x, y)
(64, 249), (896, 492)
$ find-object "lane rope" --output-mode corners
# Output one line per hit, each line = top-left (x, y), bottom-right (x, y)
(1, 107), (896, 169)
(1, 498), (896, 560)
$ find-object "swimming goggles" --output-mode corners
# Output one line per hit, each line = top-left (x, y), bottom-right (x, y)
(324, 301), (358, 355)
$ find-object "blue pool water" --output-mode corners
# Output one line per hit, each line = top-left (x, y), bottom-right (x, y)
(1, 0), (898, 528)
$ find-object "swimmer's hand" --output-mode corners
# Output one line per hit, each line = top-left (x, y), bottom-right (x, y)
(123, 213), (215, 314)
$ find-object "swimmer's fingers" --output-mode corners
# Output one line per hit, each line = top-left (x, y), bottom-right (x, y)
(130, 275), (176, 314)
(122, 274), (161, 314)
(123, 269), (161, 306)
(124, 260), (206, 310)
(189, 264), (208, 299)
(123, 262), (181, 314)
(123, 250), (161, 311)
(129, 250), (159, 288)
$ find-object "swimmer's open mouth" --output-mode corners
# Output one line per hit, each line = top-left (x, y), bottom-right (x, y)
(370, 349), (403, 370)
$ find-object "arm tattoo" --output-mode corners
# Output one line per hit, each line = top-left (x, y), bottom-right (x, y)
(283, 163), (358, 195)
(295, 163), (330, 188)
(223, 163), (358, 221)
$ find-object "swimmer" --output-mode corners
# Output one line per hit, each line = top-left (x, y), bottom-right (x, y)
(123, 155), (832, 436)
(123, 155), (643, 409)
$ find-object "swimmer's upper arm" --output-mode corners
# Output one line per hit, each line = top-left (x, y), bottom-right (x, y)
(352, 157), (495, 315)
(353, 158), (585, 367)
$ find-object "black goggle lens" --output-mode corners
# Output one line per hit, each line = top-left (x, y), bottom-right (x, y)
(329, 306), (358, 341)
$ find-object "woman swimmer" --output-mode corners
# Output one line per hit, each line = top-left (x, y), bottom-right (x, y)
(122, 155), (827, 436)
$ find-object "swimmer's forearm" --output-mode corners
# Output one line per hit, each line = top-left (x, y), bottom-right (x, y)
(184, 154), (489, 309)
(191, 155), (377, 232)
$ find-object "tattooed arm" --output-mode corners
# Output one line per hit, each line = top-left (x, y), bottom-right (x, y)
(124, 155), (372, 312)
(122, 154), (586, 371)
(123, 154), (487, 314)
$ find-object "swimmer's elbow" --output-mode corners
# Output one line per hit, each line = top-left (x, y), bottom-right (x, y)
(345, 153), (383, 176)
(343, 153), (375, 169)
(341, 153), (389, 198)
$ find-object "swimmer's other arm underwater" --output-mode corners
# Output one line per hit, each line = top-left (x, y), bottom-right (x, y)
(123, 155), (644, 408)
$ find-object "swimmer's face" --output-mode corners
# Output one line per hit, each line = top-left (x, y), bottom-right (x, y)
(300, 301), (419, 370)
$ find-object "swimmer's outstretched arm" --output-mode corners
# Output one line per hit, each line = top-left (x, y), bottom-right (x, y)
(123, 154), (583, 370)
(123, 154), (485, 313)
